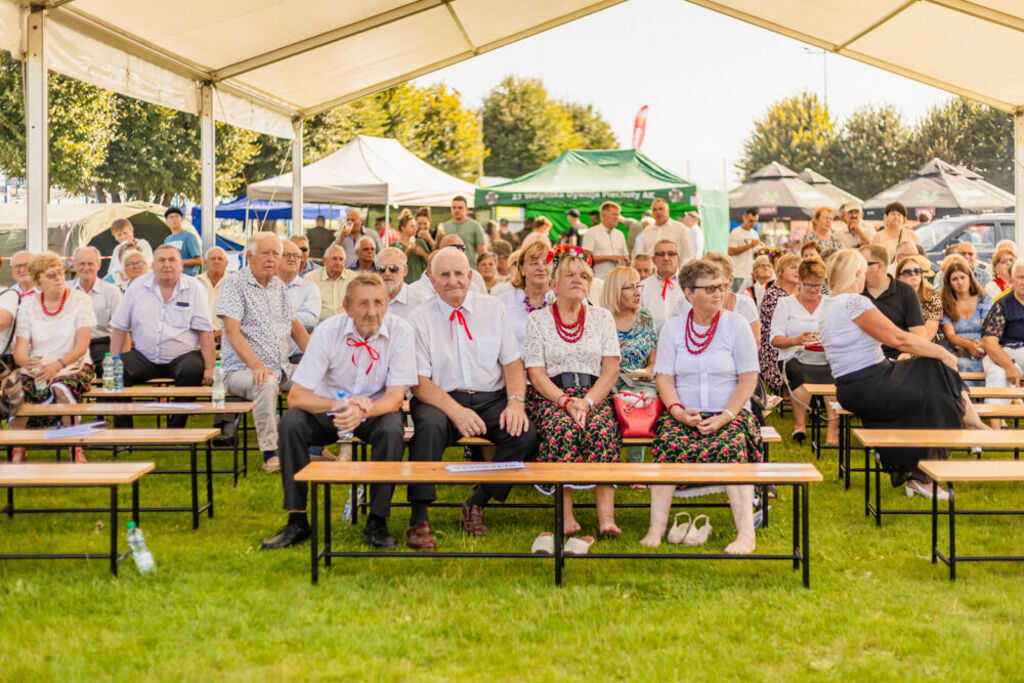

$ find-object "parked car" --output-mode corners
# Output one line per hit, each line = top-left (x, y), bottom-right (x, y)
(916, 213), (1015, 272)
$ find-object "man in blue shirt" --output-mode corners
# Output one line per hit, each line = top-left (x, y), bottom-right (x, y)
(163, 207), (203, 276)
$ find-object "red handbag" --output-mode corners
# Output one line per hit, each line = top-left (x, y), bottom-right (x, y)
(613, 391), (664, 438)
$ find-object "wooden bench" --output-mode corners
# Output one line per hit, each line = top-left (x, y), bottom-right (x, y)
(0, 462), (153, 575)
(919, 460), (1024, 580)
(295, 460), (823, 587)
(17, 402), (256, 485)
(2, 428), (220, 529)
(853, 428), (1024, 525)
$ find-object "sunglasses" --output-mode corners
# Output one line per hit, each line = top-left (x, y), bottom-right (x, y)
(899, 268), (923, 277)
(450, 244), (466, 251)
(298, 246), (309, 253)
(374, 264), (402, 274)
(692, 283), (728, 294)
(653, 251), (678, 258)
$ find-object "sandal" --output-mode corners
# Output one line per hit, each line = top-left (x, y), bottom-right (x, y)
(683, 515), (713, 546)
(11, 447), (26, 463)
(563, 536), (595, 555)
(530, 532), (554, 555)
(73, 447), (87, 464)
(667, 512), (692, 544)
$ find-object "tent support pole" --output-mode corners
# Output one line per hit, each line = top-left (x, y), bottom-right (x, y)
(200, 83), (216, 256)
(1015, 110), (1024, 249)
(25, 9), (48, 253)
(292, 117), (304, 235)
(384, 184), (390, 235)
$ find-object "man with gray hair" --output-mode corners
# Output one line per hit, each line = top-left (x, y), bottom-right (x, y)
(375, 246), (429, 320)
(956, 240), (992, 287)
(290, 234), (316, 277)
(633, 198), (694, 263)
(304, 243), (350, 321)
(215, 232), (311, 471)
(70, 246), (123, 366)
(10, 250), (36, 298)
(337, 207), (382, 268)
(278, 238), (321, 363)
(406, 234), (486, 301)
(197, 246), (229, 341)
(350, 235), (378, 274)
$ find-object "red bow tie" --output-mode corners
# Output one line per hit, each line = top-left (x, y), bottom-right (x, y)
(450, 307), (473, 340)
(346, 338), (380, 375)
(661, 278), (674, 299)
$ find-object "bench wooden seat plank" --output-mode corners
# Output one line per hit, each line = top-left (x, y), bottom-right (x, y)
(85, 386), (213, 399)
(835, 403), (1024, 418)
(0, 428), (220, 446)
(807, 383), (1024, 400)
(919, 460), (1024, 482)
(17, 402), (254, 417)
(852, 428), (1024, 449)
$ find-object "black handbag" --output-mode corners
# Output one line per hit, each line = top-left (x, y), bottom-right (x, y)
(0, 288), (24, 420)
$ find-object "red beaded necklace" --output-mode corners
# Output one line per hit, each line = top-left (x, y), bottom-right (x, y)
(40, 289), (68, 317)
(684, 309), (720, 354)
(552, 302), (586, 343)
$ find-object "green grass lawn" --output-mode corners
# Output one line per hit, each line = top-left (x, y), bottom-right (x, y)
(3, 412), (1024, 680)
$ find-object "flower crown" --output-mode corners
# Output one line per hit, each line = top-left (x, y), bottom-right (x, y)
(546, 244), (594, 269)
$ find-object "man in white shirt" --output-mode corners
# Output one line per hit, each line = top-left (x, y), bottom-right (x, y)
(681, 211), (703, 258)
(408, 248), (537, 537)
(303, 244), (351, 321)
(261, 273), (417, 551)
(582, 201), (630, 279)
(375, 247), (429, 320)
(197, 246), (228, 341)
(633, 199), (694, 264)
(836, 200), (874, 248)
(639, 239), (684, 330)
(69, 246), (123, 367)
(278, 239), (321, 363)
(727, 208), (761, 292)
(407, 236), (486, 300)
(9, 251), (36, 298)
(109, 245), (216, 427)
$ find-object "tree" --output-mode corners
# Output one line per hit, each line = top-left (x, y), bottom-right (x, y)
(736, 91), (836, 180)
(562, 101), (618, 150)
(908, 97), (1014, 192)
(824, 104), (915, 199)
(481, 76), (577, 177)
(0, 52), (117, 195)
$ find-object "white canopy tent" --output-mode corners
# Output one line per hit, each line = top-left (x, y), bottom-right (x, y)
(0, 0), (1022, 249)
(247, 135), (476, 210)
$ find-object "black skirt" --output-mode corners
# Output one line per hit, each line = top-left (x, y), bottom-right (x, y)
(778, 358), (834, 390)
(835, 358), (965, 483)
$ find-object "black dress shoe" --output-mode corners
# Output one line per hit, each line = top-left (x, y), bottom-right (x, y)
(260, 523), (310, 550)
(362, 523), (397, 550)
(212, 420), (238, 448)
(792, 430), (806, 445)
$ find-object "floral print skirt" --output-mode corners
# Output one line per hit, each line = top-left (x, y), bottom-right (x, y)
(21, 365), (95, 428)
(651, 409), (763, 464)
(526, 386), (622, 463)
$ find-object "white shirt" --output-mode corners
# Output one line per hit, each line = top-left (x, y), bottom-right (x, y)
(633, 220), (695, 263)
(581, 224), (629, 279)
(687, 223), (704, 258)
(410, 291), (521, 393)
(640, 273), (684, 331)
(110, 273), (213, 365)
(728, 226), (761, 279)
(69, 277), (122, 339)
(523, 304), (620, 377)
(820, 293), (885, 378)
(197, 272), (226, 332)
(0, 289), (17, 353)
(282, 275), (321, 357)
(407, 270), (485, 301)
(498, 287), (555, 350)
(387, 282), (431, 321)
(16, 289), (96, 367)
(769, 295), (825, 361)
(292, 313), (416, 401)
(654, 309), (758, 412)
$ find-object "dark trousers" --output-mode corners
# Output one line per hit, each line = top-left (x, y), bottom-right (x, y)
(279, 408), (405, 516)
(89, 337), (110, 369)
(409, 390), (538, 503)
(119, 349), (205, 428)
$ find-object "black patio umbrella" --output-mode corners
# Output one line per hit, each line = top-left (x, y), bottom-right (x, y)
(798, 169), (861, 209)
(863, 158), (1014, 220)
(728, 162), (832, 221)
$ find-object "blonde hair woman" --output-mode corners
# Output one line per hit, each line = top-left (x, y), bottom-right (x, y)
(758, 252), (802, 394)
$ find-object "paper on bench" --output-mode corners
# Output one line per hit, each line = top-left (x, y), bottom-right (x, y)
(44, 421), (107, 438)
(141, 402), (206, 410)
(445, 461), (526, 473)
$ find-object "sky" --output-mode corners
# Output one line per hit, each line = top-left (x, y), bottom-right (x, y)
(416, 0), (954, 191)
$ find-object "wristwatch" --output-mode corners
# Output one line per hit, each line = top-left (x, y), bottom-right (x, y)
(508, 394), (525, 404)
(585, 397), (596, 410)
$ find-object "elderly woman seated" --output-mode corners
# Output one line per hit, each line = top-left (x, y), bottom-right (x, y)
(641, 258), (763, 554)
(982, 258), (1024, 403)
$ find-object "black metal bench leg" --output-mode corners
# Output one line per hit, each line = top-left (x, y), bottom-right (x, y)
(802, 483), (810, 588)
(949, 483), (957, 581)
(324, 483), (332, 568)
(206, 441), (214, 518)
(554, 483), (563, 587)
(190, 444), (199, 530)
(132, 480), (140, 526)
(110, 485), (118, 576)
(310, 482), (319, 584)
(792, 482), (800, 571)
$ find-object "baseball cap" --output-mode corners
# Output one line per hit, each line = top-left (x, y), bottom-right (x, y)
(565, 209), (581, 218)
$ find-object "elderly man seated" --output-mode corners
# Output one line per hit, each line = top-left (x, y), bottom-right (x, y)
(197, 246), (229, 343)
(638, 238), (684, 331)
(375, 246), (429, 320)
(109, 245), (215, 427)
(216, 233), (310, 472)
(261, 273), (416, 550)
(9, 250), (37, 298)
(304, 243), (350, 321)
(406, 235), (486, 301)
(349, 235), (377, 274)
(982, 258), (1024, 403)
(70, 246), (123, 367)
(290, 234), (316, 276)
(408, 247), (537, 538)
(278, 238), (321, 363)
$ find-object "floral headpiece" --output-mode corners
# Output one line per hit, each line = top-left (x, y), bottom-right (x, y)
(546, 244), (594, 269)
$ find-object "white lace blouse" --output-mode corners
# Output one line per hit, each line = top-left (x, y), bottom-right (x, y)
(523, 304), (620, 377)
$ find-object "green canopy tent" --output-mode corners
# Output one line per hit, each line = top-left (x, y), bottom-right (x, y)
(474, 149), (727, 252)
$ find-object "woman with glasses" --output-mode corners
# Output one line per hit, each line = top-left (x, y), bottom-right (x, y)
(498, 240), (554, 350)
(770, 257), (837, 444)
(985, 246), (1016, 299)
(820, 249), (987, 500)
(757, 252), (802, 395)
(939, 256), (991, 380)
(744, 255), (775, 308)
(9, 251), (96, 462)
(642, 259), (762, 553)
(523, 246), (622, 542)
(104, 245), (151, 293)
(475, 252), (505, 294)
(676, 252), (759, 339)
(896, 255), (942, 341)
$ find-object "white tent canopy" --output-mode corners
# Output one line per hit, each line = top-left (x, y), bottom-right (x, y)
(248, 135), (475, 207)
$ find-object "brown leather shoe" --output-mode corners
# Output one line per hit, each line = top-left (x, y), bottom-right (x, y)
(460, 502), (488, 537)
(405, 521), (437, 551)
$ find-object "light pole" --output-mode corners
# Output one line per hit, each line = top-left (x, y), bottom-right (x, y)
(803, 47), (829, 111)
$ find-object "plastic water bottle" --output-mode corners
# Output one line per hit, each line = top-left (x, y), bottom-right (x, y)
(211, 362), (225, 409)
(113, 355), (124, 391)
(102, 352), (114, 392)
(125, 521), (156, 574)
(335, 390), (353, 439)
(32, 355), (47, 394)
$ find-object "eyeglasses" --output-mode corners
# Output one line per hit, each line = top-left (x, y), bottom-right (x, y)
(899, 268), (923, 277)
(374, 264), (402, 274)
(692, 283), (728, 294)
(620, 284), (642, 292)
(958, 251), (976, 258)
(282, 254), (301, 261)
(866, 261), (883, 267)
(801, 281), (824, 289)
(42, 269), (64, 281)
(653, 251), (678, 258)
(998, 258), (1015, 265)
(450, 244), (466, 251)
